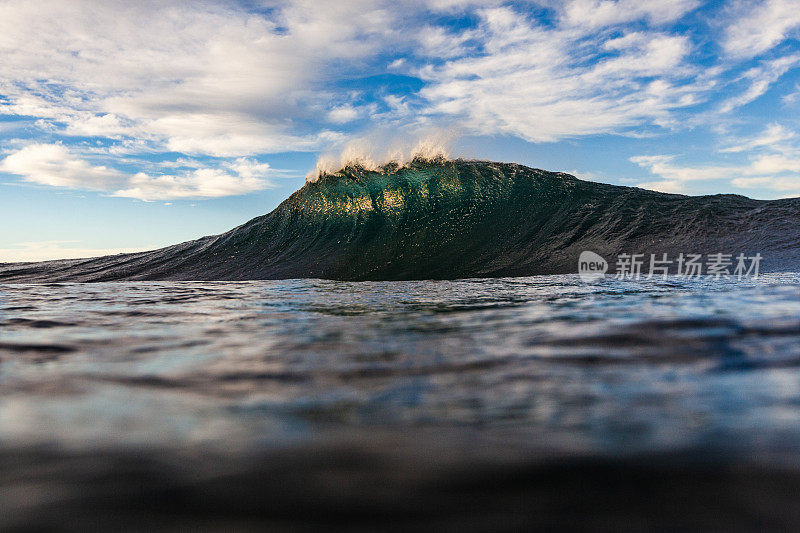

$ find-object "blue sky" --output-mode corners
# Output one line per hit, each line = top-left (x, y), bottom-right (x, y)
(1, 0), (800, 261)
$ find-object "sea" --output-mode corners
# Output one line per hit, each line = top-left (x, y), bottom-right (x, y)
(3, 274), (800, 530)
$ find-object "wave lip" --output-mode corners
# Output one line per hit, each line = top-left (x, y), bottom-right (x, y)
(2, 158), (800, 282)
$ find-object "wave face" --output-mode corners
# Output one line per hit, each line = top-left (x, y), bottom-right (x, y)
(2, 159), (800, 282)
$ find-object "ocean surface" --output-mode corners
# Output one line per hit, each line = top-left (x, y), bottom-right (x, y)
(3, 274), (800, 529)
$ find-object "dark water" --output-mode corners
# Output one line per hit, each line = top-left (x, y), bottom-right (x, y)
(3, 275), (800, 530)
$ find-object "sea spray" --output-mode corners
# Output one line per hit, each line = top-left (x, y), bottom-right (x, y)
(305, 131), (455, 183)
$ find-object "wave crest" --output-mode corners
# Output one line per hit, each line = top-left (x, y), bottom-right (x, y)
(305, 133), (453, 183)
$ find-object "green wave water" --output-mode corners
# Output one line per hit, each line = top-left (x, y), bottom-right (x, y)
(2, 158), (799, 282)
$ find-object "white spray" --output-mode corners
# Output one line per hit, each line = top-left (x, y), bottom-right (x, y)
(305, 130), (457, 183)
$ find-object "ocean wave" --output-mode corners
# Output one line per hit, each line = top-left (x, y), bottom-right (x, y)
(2, 159), (799, 282)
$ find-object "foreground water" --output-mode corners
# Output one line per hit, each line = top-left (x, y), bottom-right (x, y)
(3, 274), (800, 529)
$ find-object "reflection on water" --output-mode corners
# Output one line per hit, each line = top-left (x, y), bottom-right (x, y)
(6, 275), (800, 529)
(2, 274), (800, 455)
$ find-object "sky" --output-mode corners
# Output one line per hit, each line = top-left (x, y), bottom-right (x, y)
(1, 0), (800, 261)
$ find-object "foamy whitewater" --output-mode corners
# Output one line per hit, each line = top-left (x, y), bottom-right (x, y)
(305, 132), (454, 182)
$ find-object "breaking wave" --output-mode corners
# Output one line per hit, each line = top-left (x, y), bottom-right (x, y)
(1, 158), (799, 282)
(305, 132), (453, 183)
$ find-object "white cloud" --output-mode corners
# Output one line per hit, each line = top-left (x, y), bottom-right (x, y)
(1, 144), (123, 189)
(718, 54), (800, 113)
(416, 24), (478, 58)
(112, 159), (275, 201)
(326, 104), (369, 125)
(0, 0), (756, 161)
(559, 0), (699, 28)
(417, 6), (705, 142)
(636, 180), (685, 194)
(721, 123), (795, 152)
(0, 144), (274, 200)
(0, 241), (154, 263)
(0, 0), (401, 156)
(731, 175), (800, 192)
(327, 106), (361, 124)
(631, 154), (738, 185)
(723, 0), (800, 59)
(1, 0), (799, 202)
(750, 153), (800, 174)
(632, 124), (800, 196)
